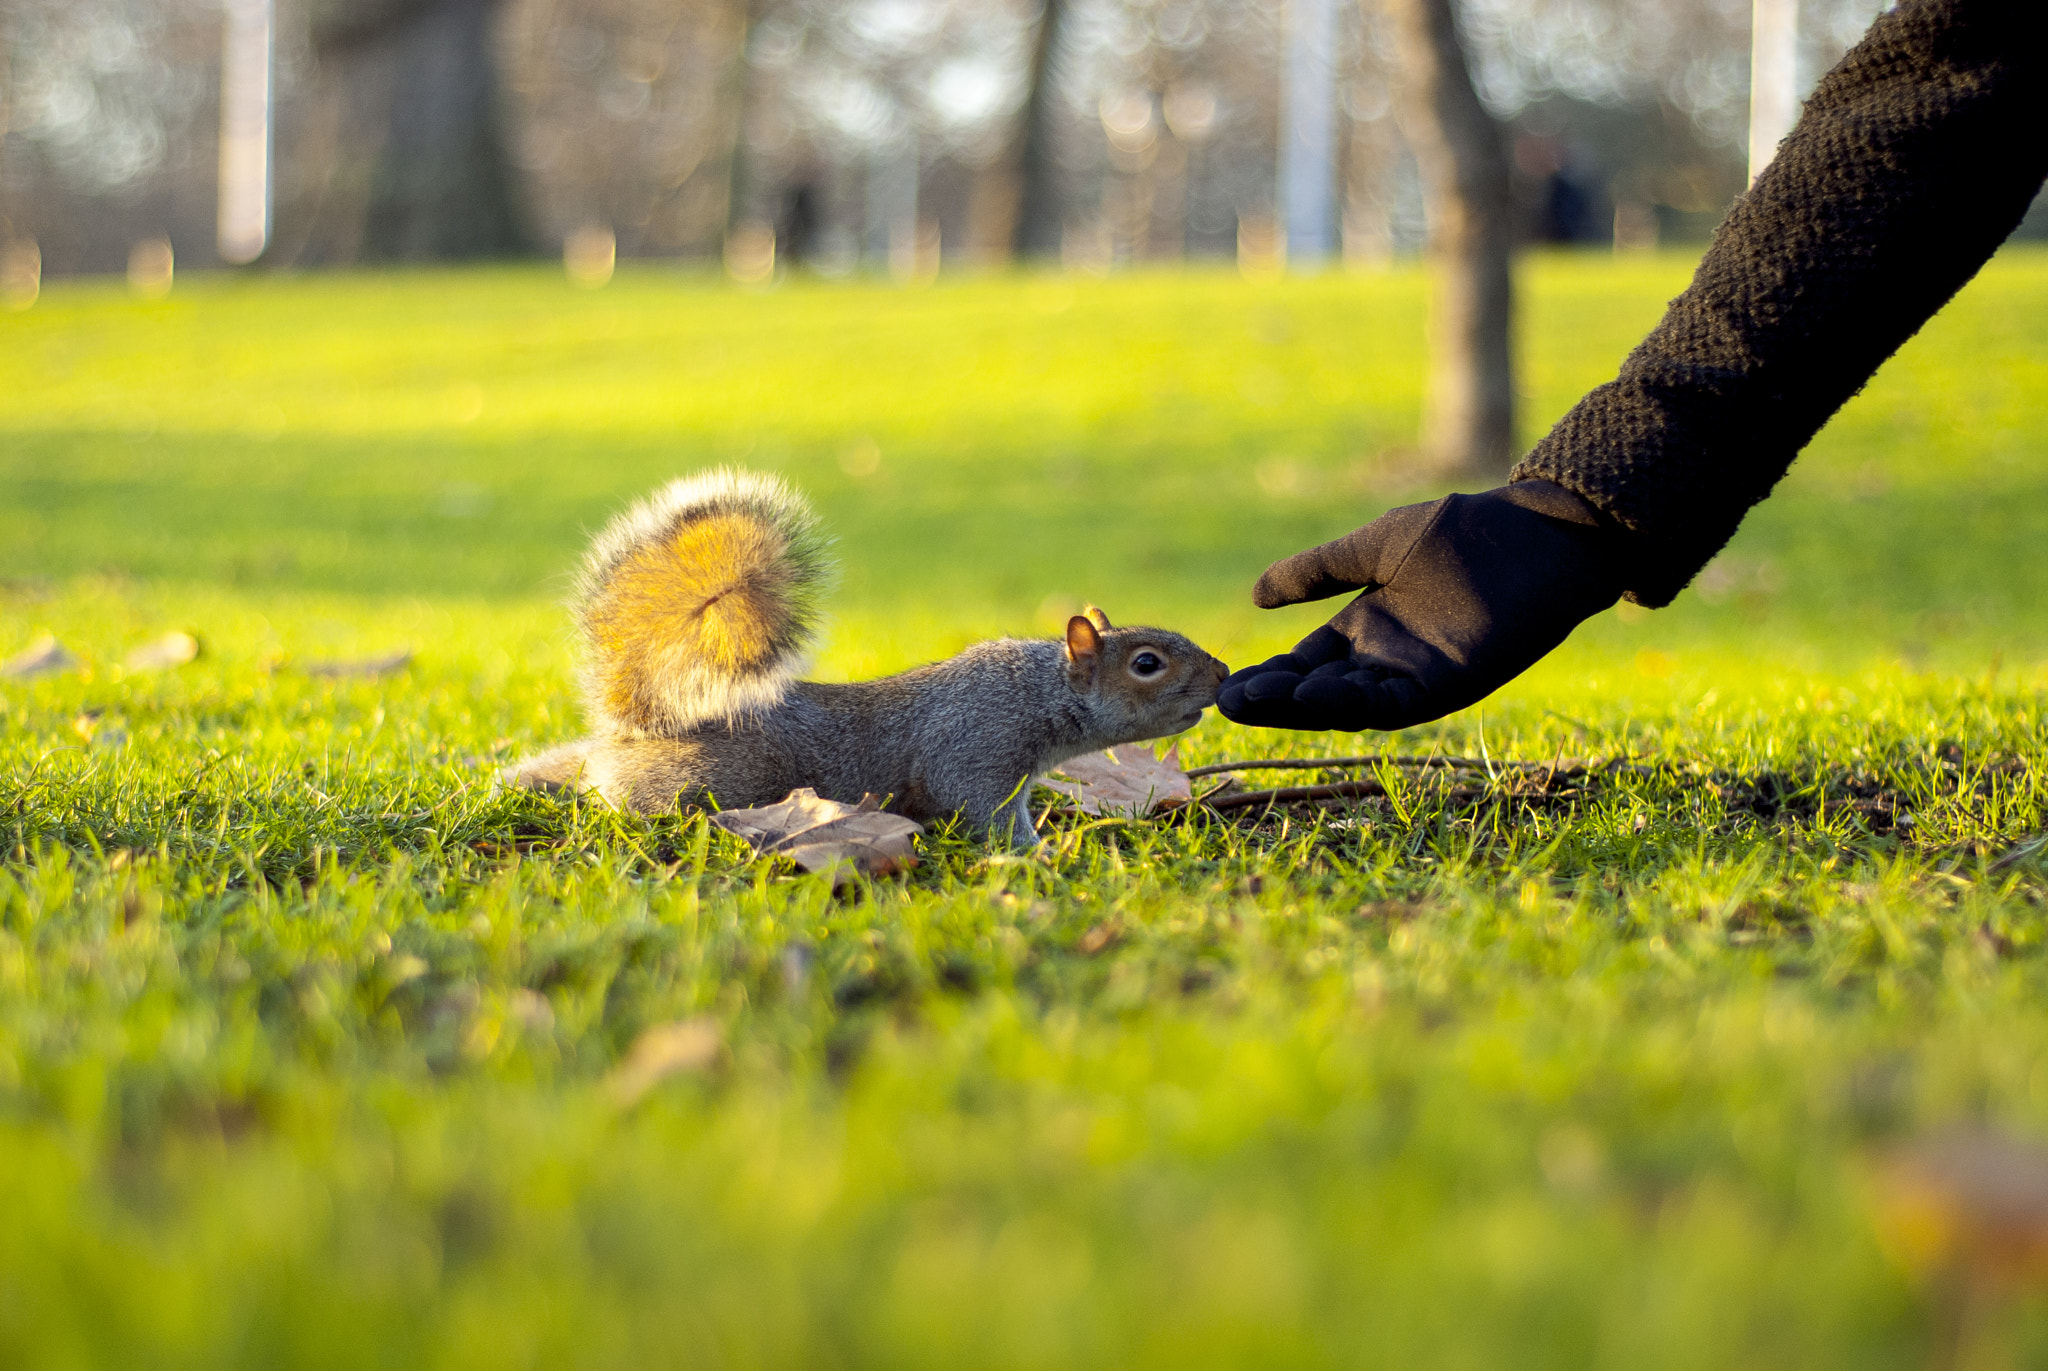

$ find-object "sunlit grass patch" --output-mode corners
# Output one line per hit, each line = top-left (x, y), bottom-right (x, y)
(3, 254), (2048, 1366)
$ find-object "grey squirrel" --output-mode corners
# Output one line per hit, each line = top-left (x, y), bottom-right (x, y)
(509, 470), (1229, 846)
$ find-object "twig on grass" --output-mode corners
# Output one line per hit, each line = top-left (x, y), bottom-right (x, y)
(1206, 780), (1390, 812)
(1184, 754), (1609, 780)
(1989, 835), (2048, 873)
(1198, 755), (1630, 815)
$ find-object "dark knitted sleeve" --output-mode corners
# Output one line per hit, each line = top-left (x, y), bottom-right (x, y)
(1511, 0), (2048, 607)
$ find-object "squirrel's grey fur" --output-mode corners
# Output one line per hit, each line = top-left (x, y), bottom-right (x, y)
(511, 472), (1227, 846)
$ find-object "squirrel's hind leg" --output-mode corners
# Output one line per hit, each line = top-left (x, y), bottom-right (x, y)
(504, 740), (598, 795)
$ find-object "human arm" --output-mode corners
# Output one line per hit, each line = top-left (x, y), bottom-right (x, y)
(1220, 0), (2048, 731)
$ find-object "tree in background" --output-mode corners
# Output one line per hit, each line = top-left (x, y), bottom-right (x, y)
(1383, 0), (1515, 479)
(306, 0), (530, 260)
(730, 0), (1032, 271)
(720, 0), (771, 238)
(1008, 0), (1065, 258)
(492, 0), (749, 261)
(0, 0), (220, 274)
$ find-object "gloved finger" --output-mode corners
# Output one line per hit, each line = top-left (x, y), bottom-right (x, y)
(1216, 674), (1382, 732)
(1218, 661), (1364, 722)
(1215, 678), (1303, 727)
(1219, 627), (1359, 698)
(1279, 670), (1436, 732)
(1252, 539), (1379, 609)
(1220, 651), (1315, 692)
(1251, 501), (1441, 609)
(1239, 670), (1306, 704)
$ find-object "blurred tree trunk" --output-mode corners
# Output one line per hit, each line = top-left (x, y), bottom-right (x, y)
(310, 0), (531, 261)
(722, 0), (767, 236)
(1384, 0), (1515, 479)
(1010, 0), (1067, 259)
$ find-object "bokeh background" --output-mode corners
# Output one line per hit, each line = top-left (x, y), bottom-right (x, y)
(10, 0), (2045, 279)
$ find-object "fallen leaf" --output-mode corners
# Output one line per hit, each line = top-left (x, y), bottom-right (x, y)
(711, 788), (923, 882)
(1042, 742), (1191, 816)
(1078, 922), (1123, 955)
(384, 954), (429, 987)
(1870, 1130), (2048, 1289)
(2, 635), (75, 679)
(68, 708), (127, 747)
(303, 649), (413, 678)
(124, 631), (200, 671)
(607, 1017), (723, 1106)
(508, 989), (555, 1033)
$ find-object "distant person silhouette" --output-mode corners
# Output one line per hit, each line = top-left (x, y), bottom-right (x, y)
(776, 182), (822, 270)
(1219, 0), (2047, 732)
(1538, 166), (1597, 244)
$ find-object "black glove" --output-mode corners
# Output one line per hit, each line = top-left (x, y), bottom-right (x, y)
(1216, 480), (1628, 732)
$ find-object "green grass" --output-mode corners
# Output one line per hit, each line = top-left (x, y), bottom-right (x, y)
(4, 252), (2048, 1368)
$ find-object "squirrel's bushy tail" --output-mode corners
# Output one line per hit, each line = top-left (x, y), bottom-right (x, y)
(576, 469), (833, 734)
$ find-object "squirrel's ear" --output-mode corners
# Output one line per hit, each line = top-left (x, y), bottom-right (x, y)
(1064, 614), (1103, 671)
(1084, 605), (1112, 631)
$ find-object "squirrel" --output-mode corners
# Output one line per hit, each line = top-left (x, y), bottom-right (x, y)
(508, 469), (1229, 846)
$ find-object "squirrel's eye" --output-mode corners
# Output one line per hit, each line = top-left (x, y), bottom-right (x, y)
(1131, 652), (1164, 676)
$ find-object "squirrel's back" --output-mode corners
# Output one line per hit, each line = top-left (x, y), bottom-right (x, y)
(574, 469), (833, 734)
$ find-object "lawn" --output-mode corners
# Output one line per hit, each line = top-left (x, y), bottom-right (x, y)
(3, 251), (2048, 1368)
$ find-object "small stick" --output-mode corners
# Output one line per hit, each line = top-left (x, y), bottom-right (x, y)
(1204, 780), (1387, 811)
(1206, 781), (1491, 813)
(1185, 756), (1372, 778)
(1185, 754), (1577, 779)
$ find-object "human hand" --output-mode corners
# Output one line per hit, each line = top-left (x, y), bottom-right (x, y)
(1216, 481), (1626, 731)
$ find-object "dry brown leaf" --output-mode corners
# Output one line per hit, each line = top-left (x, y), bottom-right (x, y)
(2, 635), (75, 679)
(1078, 922), (1123, 955)
(1869, 1130), (2048, 1287)
(606, 1017), (722, 1107)
(1042, 743), (1192, 816)
(711, 787), (923, 882)
(124, 631), (200, 671)
(303, 649), (413, 679)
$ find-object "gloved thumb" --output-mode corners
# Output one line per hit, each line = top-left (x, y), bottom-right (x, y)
(1251, 499), (1438, 609)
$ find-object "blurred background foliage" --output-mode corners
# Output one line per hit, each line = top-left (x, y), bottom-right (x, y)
(15, 0), (2035, 280)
